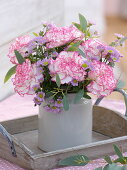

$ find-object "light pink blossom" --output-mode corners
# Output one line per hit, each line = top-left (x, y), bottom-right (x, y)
(8, 35), (30, 64)
(80, 39), (107, 60)
(12, 60), (37, 96)
(87, 61), (117, 97)
(44, 25), (84, 48)
(48, 51), (86, 84)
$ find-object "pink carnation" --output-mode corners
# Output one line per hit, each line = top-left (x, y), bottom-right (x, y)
(80, 39), (107, 60)
(8, 35), (30, 64)
(12, 60), (37, 96)
(87, 61), (117, 97)
(48, 51), (86, 84)
(44, 25), (83, 48)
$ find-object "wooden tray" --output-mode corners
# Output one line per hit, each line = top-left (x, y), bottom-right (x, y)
(1, 105), (127, 170)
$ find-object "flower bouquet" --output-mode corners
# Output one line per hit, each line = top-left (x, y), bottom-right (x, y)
(4, 14), (125, 151)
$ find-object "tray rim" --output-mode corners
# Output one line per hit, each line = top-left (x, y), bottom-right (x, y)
(2, 110), (127, 159)
(31, 135), (127, 159)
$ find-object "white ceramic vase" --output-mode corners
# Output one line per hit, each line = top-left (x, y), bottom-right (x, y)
(38, 94), (92, 152)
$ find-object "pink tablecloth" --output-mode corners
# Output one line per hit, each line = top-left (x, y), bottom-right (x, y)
(0, 94), (126, 170)
(0, 152), (126, 170)
(54, 152), (127, 170)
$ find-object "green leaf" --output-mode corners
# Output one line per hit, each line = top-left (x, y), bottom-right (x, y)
(83, 93), (91, 99)
(72, 22), (82, 32)
(59, 155), (90, 166)
(79, 13), (87, 32)
(4, 65), (17, 83)
(39, 31), (44, 36)
(14, 50), (25, 64)
(74, 89), (84, 104)
(86, 30), (91, 37)
(78, 48), (86, 58)
(103, 163), (125, 170)
(94, 168), (103, 170)
(108, 62), (115, 67)
(45, 92), (53, 98)
(67, 46), (77, 51)
(56, 74), (61, 88)
(117, 80), (125, 89)
(95, 165), (127, 170)
(33, 32), (38, 36)
(104, 155), (113, 164)
(62, 95), (69, 111)
(46, 92), (55, 100)
(113, 144), (123, 159)
(119, 37), (127, 45)
(47, 95), (54, 101)
(67, 41), (82, 51)
(114, 157), (127, 164)
(109, 42), (116, 47)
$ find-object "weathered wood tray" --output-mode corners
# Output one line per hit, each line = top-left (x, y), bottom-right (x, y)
(1, 104), (127, 170)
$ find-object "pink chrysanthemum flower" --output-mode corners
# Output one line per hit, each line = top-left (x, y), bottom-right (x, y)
(80, 39), (107, 60)
(44, 25), (84, 48)
(43, 105), (51, 112)
(37, 92), (45, 102)
(114, 33), (124, 39)
(71, 79), (78, 86)
(48, 51), (86, 84)
(87, 61), (117, 97)
(37, 59), (50, 67)
(36, 67), (44, 75)
(33, 96), (42, 105)
(54, 99), (63, 107)
(37, 76), (44, 83)
(32, 84), (40, 92)
(48, 99), (55, 104)
(12, 60), (37, 96)
(43, 105), (61, 113)
(50, 105), (61, 113)
(42, 21), (55, 30)
(8, 35), (30, 64)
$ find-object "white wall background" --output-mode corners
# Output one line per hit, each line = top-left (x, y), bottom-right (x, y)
(0, 0), (64, 101)
(65, 0), (105, 34)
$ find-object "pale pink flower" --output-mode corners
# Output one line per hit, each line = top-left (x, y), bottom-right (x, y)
(42, 21), (56, 29)
(44, 25), (84, 48)
(54, 99), (63, 107)
(80, 39), (107, 60)
(87, 61), (117, 97)
(8, 35), (30, 64)
(12, 60), (37, 96)
(48, 51), (86, 84)
(114, 33), (124, 39)
(43, 105), (61, 113)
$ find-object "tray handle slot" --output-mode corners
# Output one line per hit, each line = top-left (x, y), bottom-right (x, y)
(94, 88), (127, 117)
(0, 124), (17, 157)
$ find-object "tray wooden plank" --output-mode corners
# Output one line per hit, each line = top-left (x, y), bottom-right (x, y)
(93, 106), (127, 137)
(0, 105), (127, 170)
(14, 130), (110, 155)
(1, 115), (38, 134)
(0, 133), (32, 169)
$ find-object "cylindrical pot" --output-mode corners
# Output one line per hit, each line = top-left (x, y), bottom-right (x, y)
(38, 94), (92, 152)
